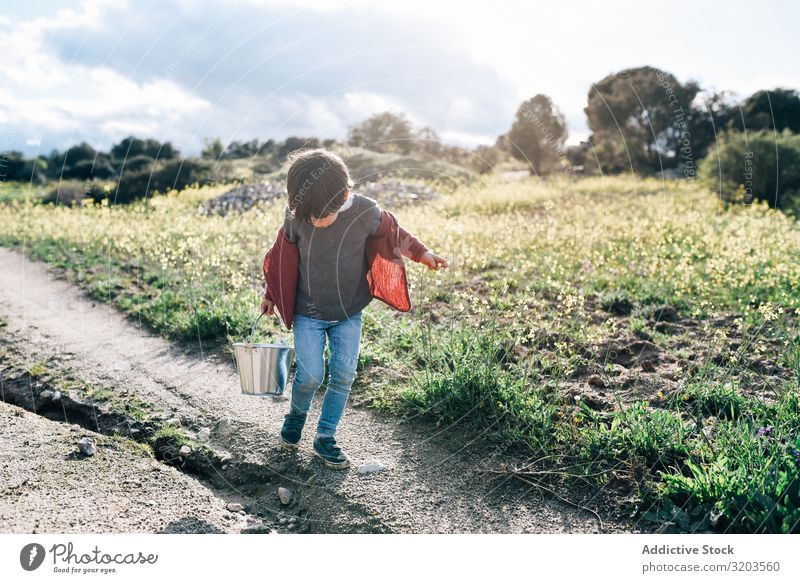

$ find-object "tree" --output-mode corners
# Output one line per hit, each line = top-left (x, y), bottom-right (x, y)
(414, 126), (442, 155)
(735, 88), (800, 133)
(110, 136), (178, 161)
(224, 139), (261, 159)
(58, 142), (97, 172)
(347, 111), (413, 154)
(0, 151), (25, 181)
(507, 94), (567, 175)
(276, 137), (319, 161)
(201, 138), (225, 160)
(471, 145), (502, 174)
(585, 66), (701, 174)
(700, 129), (800, 210)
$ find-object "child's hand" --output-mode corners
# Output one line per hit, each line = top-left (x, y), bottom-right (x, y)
(260, 297), (275, 315)
(419, 251), (449, 271)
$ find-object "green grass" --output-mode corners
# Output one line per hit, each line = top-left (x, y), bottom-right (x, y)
(150, 425), (191, 448)
(0, 182), (40, 203)
(659, 390), (800, 533)
(2, 174), (800, 531)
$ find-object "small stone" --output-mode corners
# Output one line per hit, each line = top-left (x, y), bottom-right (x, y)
(76, 437), (96, 456)
(146, 499), (157, 506)
(277, 487), (292, 505)
(69, 424), (81, 432)
(587, 374), (605, 387)
(129, 428), (141, 437)
(165, 418), (181, 428)
(179, 445), (191, 456)
(288, 517), (297, 524)
(216, 419), (234, 436)
(279, 517), (288, 525)
(221, 464), (228, 471)
(52, 390), (62, 401)
(241, 524), (272, 534)
(197, 427), (211, 442)
(357, 460), (386, 474)
(40, 390), (54, 400)
(226, 502), (244, 512)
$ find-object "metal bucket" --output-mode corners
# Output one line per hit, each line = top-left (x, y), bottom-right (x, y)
(233, 312), (294, 396)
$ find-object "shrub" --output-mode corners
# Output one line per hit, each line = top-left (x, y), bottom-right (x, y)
(111, 158), (214, 204)
(62, 158), (116, 180)
(42, 180), (110, 205)
(119, 155), (156, 173)
(699, 129), (800, 210)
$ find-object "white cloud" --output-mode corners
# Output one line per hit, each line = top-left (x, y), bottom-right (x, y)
(0, 0), (209, 151)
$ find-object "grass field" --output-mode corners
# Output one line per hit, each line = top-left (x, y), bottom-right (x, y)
(0, 182), (40, 203)
(1, 174), (799, 533)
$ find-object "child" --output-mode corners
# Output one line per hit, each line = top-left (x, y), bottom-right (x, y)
(261, 148), (447, 469)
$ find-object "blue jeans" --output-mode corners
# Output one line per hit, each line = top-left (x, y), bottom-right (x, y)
(288, 311), (362, 438)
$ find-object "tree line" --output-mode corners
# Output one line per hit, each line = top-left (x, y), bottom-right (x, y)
(2, 64), (798, 208)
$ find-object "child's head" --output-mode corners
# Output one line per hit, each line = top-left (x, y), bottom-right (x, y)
(286, 148), (353, 223)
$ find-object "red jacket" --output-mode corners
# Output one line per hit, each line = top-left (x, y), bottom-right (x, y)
(262, 209), (429, 330)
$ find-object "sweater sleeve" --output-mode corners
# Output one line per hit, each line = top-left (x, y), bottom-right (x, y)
(358, 195), (382, 236)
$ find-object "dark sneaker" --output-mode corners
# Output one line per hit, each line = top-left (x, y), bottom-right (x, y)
(313, 436), (350, 469)
(280, 412), (306, 450)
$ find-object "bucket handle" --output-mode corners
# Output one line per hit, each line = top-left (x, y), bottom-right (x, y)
(247, 311), (288, 345)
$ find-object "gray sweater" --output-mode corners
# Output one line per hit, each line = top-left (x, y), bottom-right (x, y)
(282, 193), (382, 321)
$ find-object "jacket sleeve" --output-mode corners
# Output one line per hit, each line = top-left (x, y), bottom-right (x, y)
(397, 225), (429, 262)
(262, 227), (299, 330)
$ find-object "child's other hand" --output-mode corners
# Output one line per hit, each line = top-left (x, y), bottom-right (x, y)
(420, 251), (449, 271)
(260, 297), (275, 315)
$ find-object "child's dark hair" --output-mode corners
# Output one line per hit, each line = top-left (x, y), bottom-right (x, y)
(286, 148), (353, 223)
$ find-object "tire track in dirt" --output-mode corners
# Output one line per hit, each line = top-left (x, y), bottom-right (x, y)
(0, 246), (635, 533)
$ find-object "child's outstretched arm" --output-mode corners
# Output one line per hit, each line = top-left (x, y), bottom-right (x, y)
(397, 225), (449, 271)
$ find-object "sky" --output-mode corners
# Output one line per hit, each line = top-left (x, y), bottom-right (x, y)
(1, 0), (798, 156)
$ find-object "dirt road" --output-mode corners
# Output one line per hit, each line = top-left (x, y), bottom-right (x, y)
(0, 247), (640, 533)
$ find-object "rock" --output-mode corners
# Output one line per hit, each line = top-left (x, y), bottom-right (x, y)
(226, 502), (244, 512)
(198, 179), (441, 218)
(587, 374), (605, 387)
(197, 427), (211, 442)
(179, 445), (191, 456)
(216, 419), (234, 436)
(52, 390), (62, 401)
(277, 487), (292, 505)
(39, 390), (54, 400)
(241, 524), (272, 534)
(357, 460), (386, 475)
(76, 437), (96, 456)
(278, 517), (288, 525)
(165, 418), (181, 428)
(69, 424), (81, 432)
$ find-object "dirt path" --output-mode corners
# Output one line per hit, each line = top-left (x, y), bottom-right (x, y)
(0, 401), (249, 533)
(0, 247), (639, 533)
